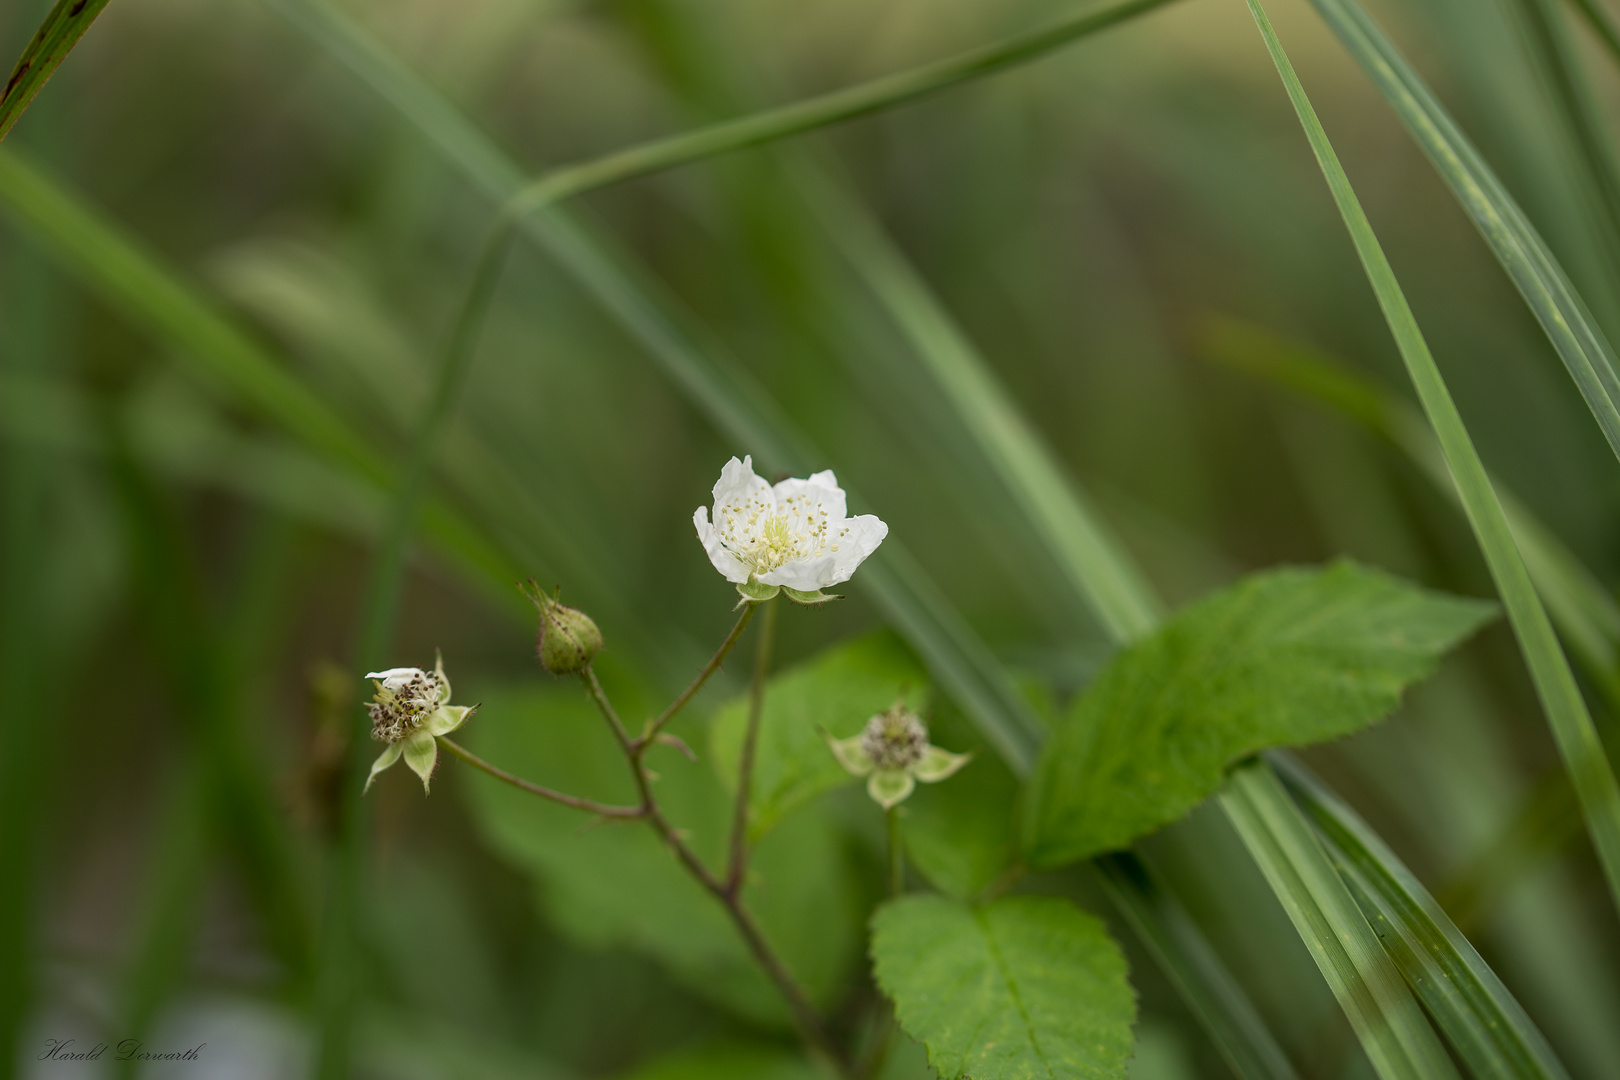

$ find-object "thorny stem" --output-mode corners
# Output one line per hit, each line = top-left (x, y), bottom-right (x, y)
(578, 656), (849, 1077)
(437, 737), (643, 819)
(726, 597), (777, 894)
(638, 602), (757, 750)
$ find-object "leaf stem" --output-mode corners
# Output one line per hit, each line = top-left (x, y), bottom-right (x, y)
(639, 601), (756, 750)
(725, 597), (776, 894)
(436, 736), (643, 818)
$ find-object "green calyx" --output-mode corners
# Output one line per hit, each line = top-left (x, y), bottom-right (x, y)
(734, 579), (841, 606)
(520, 580), (604, 675)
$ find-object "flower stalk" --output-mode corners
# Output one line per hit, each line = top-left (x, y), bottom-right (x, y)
(726, 596), (778, 895)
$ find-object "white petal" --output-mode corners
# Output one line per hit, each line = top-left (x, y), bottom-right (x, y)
(912, 745), (972, 783)
(824, 732), (874, 776)
(365, 667), (426, 690)
(403, 731), (439, 793)
(364, 743), (403, 793)
(694, 507), (752, 583)
(824, 514), (888, 585)
(757, 553), (841, 590)
(771, 473), (847, 522)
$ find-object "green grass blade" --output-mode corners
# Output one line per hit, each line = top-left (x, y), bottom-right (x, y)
(1221, 762), (1460, 1080)
(1095, 852), (1304, 1080)
(1277, 756), (1574, 1080)
(0, 145), (528, 609)
(0, 0), (112, 143)
(795, 168), (1163, 643)
(1245, 0), (1620, 915)
(1302, 0), (1620, 467)
(1567, 0), (1620, 70)
(1201, 320), (1620, 718)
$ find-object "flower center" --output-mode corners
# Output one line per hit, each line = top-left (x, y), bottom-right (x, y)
(719, 493), (845, 575)
(367, 670), (444, 743)
(861, 706), (928, 771)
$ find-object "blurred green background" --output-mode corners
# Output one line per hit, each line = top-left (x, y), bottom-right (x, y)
(2, 0), (1618, 1076)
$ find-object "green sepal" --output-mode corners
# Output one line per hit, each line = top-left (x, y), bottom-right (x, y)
(735, 579), (781, 604)
(784, 587), (841, 606)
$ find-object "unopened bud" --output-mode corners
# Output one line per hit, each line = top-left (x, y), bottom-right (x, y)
(519, 581), (603, 675)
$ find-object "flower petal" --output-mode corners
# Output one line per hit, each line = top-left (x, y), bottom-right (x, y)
(364, 742), (403, 793)
(427, 703), (477, 737)
(912, 745), (972, 783)
(771, 473), (847, 523)
(365, 666), (425, 688)
(710, 455), (774, 537)
(824, 732), (874, 776)
(695, 507), (752, 583)
(756, 553), (840, 590)
(403, 730), (439, 793)
(867, 769), (915, 809)
(825, 514), (889, 585)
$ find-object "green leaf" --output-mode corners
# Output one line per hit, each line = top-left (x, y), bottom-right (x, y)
(1246, 0), (1620, 916)
(1023, 561), (1494, 868)
(870, 893), (1136, 1080)
(709, 630), (929, 839)
(0, 0), (113, 144)
(463, 681), (863, 1026)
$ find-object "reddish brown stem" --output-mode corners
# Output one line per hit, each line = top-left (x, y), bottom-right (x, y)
(637, 602), (757, 751)
(437, 736), (643, 818)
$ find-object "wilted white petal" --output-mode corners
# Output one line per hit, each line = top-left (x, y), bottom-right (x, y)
(912, 745), (972, 783)
(403, 730), (439, 792)
(364, 743), (404, 793)
(427, 703), (477, 737)
(695, 507), (752, 583)
(825, 732), (875, 777)
(867, 769), (915, 809)
(366, 667), (425, 689)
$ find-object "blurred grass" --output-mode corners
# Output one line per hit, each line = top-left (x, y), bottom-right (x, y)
(1, 0), (1619, 1077)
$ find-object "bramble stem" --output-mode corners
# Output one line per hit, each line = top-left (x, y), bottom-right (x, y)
(887, 807), (903, 898)
(725, 597), (777, 894)
(578, 655), (848, 1076)
(437, 736), (643, 818)
(638, 602), (757, 750)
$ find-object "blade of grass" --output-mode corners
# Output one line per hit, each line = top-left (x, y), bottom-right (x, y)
(1095, 852), (1304, 1080)
(1221, 762), (1462, 1080)
(1245, 0), (1620, 915)
(1567, 0), (1620, 69)
(1199, 319), (1620, 728)
(0, 0), (111, 143)
(1276, 755), (1574, 1080)
(0, 146), (531, 615)
(1302, 0), (1620, 469)
(314, 228), (511, 1080)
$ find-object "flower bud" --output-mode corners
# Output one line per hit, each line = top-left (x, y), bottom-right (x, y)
(520, 581), (603, 675)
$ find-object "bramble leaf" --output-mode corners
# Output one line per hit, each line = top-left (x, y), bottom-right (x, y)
(871, 894), (1136, 1080)
(1023, 560), (1495, 868)
(710, 630), (928, 838)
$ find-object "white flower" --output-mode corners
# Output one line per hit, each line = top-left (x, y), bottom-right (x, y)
(693, 456), (888, 603)
(363, 653), (477, 794)
(824, 704), (971, 809)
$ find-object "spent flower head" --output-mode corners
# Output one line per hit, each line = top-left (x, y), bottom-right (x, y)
(825, 702), (971, 809)
(363, 652), (477, 794)
(693, 455), (888, 605)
